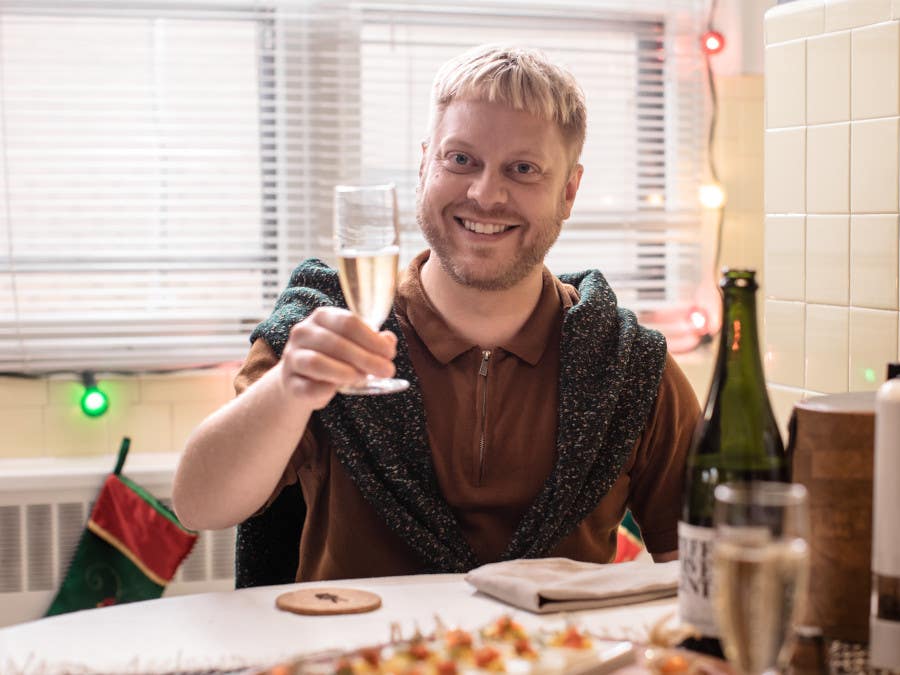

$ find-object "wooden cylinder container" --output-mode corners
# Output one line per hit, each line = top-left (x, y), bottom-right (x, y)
(789, 392), (876, 644)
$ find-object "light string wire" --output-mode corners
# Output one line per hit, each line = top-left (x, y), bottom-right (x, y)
(0, 363), (238, 381)
(705, 0), (726, 280)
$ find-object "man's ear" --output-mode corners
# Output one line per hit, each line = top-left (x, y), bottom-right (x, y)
(561, 164), (584, 220)
(418, 141), (428, 180)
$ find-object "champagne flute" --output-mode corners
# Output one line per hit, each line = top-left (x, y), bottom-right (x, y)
(333, 183), (409, 395)
(712, 482), (810, 675)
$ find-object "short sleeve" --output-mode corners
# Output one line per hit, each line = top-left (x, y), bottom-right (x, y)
(627, 353), (701, 554)
(234, 337), (279, 395)
(233, 337), (318, 512)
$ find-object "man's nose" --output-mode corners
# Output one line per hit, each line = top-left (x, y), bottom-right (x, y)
(467, 170), (508, 209)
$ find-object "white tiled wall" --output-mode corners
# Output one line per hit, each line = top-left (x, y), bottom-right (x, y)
(765, 0), (900, 418)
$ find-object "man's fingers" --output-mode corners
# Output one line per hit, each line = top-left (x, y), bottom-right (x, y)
(306, 307), (396, 359)
(278, 308), (396, 409)
(285, 346), (391, 384)
(292, 325), (394, 381)
(287, 308), (396, 376)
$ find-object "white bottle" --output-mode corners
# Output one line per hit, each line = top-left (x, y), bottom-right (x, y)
(870, 364), (900, 671)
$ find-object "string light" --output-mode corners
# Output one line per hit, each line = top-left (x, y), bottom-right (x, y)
(689, 306), (710, 334)
(699, 183), (726, 209)
(650, 4), (726, 354)
(2, 363), (228, 420)
(689, 3), (725, 351)
(80, 372), (109, 418)
(703, 0), (727, 278)
(701, 30), (725, 55)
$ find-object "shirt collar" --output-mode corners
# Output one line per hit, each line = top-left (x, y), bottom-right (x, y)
(396, 250), (576, 366)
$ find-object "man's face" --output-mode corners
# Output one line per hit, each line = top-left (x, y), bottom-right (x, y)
(416, 99), (583, 291)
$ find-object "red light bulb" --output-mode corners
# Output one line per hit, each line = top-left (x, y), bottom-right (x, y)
(701, 30), (725, 55)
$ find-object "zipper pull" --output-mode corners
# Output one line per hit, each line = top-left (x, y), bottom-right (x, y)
(479, 350), (491, 376)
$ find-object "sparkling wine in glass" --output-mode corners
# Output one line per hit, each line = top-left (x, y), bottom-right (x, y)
(333, 183), (409, 395)
(712, 482), (810, 675)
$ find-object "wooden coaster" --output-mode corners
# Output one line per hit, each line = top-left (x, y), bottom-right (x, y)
(275, 587), (382, 616)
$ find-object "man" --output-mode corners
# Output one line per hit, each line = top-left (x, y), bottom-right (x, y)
(172, 44), (700, 581)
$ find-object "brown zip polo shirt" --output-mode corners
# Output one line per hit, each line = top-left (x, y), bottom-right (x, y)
(235, 251), (700, 581)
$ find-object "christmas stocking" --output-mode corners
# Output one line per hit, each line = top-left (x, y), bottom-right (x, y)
(46, 438), (198, 616)
(614, 510), (645, 563)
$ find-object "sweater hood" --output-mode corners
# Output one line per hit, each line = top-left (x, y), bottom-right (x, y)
(251, 258), (667, 572)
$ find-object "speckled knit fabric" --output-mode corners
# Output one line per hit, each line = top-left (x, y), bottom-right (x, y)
(250, 258), (667, 573)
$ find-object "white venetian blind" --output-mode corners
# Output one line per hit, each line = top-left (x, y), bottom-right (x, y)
(274, 0), (709, 311)
(0, 1), (279, 372)
(0, 0), (708, 374)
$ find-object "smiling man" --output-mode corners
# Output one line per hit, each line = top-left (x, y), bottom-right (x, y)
(417, 97), (579, 294)
(173, 45), (700, 581)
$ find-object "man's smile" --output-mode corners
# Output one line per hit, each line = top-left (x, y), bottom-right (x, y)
(453, 216), (519, 235)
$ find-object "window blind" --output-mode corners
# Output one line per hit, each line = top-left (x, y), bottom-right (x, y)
(0, 0), (708, 373)
(348, 4), (707, 312)
(0, 1), (280, 372)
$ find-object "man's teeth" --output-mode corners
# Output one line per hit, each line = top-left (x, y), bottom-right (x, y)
(462, 219), (512, 235)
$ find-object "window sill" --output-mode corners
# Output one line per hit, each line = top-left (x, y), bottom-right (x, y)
(0, 452), (181, 493)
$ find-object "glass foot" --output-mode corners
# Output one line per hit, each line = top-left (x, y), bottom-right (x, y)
(339, 376), (410, 395)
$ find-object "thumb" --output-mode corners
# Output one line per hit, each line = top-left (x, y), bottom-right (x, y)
(380, 330), (398, 353)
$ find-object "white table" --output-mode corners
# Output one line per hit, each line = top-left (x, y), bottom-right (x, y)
(0, 573), (678, 675)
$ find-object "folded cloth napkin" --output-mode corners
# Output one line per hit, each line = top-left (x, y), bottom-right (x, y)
(464, 557), (679, 614)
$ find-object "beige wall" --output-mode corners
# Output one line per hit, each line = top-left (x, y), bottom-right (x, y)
(715, 75), (766, 275)
(763, 0), (900, 423)
(673, 72), (770, 420)
(0, 369), (237, 459)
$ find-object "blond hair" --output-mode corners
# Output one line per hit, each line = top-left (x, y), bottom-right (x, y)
(428, 44), (587, 163)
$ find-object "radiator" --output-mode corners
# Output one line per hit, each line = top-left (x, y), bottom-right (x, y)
(0, 455), (236, 628)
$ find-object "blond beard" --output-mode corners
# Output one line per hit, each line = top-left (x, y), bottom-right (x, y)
(415, 191), (567, 291)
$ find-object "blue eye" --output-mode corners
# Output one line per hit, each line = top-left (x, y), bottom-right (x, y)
(514, 163), (535, 174)
(452, 153), (469, 165)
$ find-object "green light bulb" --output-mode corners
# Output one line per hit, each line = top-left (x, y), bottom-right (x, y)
(81, 387), (109, 417)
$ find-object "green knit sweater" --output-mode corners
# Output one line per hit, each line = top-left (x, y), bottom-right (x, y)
(251, 258), (667, 573)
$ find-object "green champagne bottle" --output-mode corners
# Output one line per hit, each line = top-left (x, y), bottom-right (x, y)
(678, 269), (790, 657)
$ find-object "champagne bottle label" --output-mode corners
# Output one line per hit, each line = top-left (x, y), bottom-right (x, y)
(678, 521), (718, 637)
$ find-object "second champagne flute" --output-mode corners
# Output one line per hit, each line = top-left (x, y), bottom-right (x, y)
(333, 183), (409, 395)
(712, 482), (810, 675)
